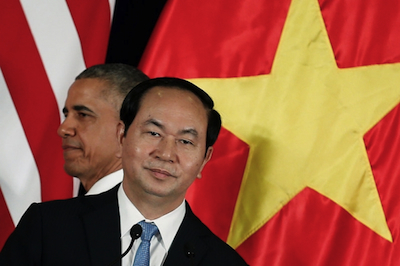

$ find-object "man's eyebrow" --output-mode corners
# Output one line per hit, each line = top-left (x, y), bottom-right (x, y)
(72, 105), (95, 114)
(62, 105), (95, 116)
(179, 128), (199, 138)
(144, 119), (199, 138)
(144, 119), (164, 129)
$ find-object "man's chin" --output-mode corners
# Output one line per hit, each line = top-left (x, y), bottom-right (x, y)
(63, 164), (85, 178)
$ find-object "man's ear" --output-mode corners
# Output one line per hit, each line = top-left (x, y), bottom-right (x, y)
(197, 147), (214, 179)
(116, 121), (125, 158)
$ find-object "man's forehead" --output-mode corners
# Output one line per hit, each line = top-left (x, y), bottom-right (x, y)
(140, 87), (207, 117)
(143, 86), (203, 104)
(137, 88), (208, 134)
(67, 79), (118, 108)
(68, 78), (105, 96)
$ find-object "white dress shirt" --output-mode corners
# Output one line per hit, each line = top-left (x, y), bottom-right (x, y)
(118, 185), (185, 266)
(73, 169), (124, 197)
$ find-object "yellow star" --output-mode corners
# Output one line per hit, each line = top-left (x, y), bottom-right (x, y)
(190, 0), (400, 248)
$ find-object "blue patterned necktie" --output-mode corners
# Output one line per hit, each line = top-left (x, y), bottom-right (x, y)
(132, 221), (159, 266)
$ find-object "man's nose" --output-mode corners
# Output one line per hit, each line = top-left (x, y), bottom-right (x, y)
(57, 117), (76, 138)
(154, 136), (177, 163)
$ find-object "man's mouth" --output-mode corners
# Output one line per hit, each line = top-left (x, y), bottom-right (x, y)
(148, 167), (176, 179)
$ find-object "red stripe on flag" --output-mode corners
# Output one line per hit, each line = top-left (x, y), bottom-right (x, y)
(0, 1), (71, 202)
(66, 0), (111, 67)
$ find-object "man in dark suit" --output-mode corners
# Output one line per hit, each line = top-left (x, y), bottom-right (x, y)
(0, 77), (248, 265)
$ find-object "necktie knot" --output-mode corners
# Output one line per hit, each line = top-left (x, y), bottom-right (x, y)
(139, 220), (159, 242)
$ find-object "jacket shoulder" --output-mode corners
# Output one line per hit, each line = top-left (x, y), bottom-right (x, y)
(165, 202), (248, 266)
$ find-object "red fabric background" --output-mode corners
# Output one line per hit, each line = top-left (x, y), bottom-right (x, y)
(67, 0), (111, 67)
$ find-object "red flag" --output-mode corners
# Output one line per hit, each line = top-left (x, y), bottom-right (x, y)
(140, 0), (400, 265)
(0, 0), (111, 249)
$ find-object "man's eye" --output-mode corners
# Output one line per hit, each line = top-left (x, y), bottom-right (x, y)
(78, 112), (88, 117)
(149, 131), (160, 137)
(180, 139), (194, 145)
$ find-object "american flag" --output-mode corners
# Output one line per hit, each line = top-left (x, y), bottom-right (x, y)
(0, 0), (114, 249)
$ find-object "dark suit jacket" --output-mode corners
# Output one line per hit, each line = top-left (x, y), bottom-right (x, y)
(0, 185), (248, 266)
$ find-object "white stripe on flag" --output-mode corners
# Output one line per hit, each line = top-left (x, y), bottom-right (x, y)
(0, 69), (41, 225)
(109, 0), (116, 23)
(20, 0), (86, 121)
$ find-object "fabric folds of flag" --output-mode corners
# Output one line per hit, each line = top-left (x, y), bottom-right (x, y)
(0, 0), (112, 250)
(140, 0), (400, 265)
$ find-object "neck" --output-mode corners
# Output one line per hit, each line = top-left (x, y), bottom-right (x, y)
(80, 162), (122, 191)
(122, 181), (183, 220)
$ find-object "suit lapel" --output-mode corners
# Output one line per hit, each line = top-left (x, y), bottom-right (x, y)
(163, 202), (210, 266)
(81, 186), (122, 266)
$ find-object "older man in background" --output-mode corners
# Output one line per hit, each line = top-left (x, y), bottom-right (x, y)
(58, 63), (149, 195)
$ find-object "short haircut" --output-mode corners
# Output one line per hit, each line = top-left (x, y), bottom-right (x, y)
(120, 77), (222, 150)
(76, 63), (149, 109)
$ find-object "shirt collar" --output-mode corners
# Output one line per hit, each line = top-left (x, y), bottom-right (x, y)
(118, 185), (186, 251)
(86, 169), (123, 195)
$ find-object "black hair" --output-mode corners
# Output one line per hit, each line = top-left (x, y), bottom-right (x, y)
(76, 63), (149, 101)
(120, 77), (222, 150)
